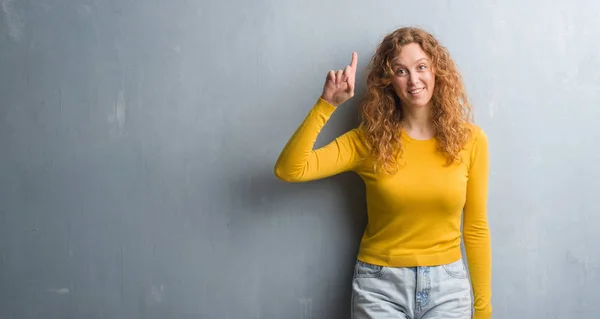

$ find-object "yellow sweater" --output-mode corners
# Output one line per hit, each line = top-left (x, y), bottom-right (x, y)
(274, 97), (492, 318)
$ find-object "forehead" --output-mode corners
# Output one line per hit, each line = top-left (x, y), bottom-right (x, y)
(391, 43), (431, 65)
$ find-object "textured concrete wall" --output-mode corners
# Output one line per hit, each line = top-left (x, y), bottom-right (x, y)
(1, 0), (599, 318)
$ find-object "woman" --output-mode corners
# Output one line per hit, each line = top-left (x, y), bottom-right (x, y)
(274, 27), (491, 319)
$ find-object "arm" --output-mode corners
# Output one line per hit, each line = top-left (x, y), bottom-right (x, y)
(274, 97), (361, 182)
(462, 128), (492, 319)
(274, 52), (360, 182)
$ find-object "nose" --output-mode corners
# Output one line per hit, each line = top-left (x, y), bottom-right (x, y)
(408, 73), (419, 86)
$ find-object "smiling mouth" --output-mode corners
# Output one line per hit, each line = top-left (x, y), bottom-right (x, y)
(408, 88), (425, 96)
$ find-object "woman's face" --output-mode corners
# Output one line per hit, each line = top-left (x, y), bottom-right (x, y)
(389, 43), (435, 110)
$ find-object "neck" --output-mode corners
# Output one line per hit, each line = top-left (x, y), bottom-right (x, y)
(401, 104), (434, 139)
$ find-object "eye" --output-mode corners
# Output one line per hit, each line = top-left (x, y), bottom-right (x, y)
(395, 69), (407, 76)
(418, 64), (427, 70)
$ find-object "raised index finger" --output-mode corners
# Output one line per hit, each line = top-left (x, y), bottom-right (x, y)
(350, 52), (358, 70)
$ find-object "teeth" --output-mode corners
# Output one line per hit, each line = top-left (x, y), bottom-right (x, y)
(409, 88), (423, 94)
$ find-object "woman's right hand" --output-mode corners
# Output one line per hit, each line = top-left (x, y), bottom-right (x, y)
(321, 52), (358, 107)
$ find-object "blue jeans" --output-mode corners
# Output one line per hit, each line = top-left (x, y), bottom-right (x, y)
(351, 258), (472, 319)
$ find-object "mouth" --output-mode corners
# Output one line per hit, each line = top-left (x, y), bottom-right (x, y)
(408, 87), (425, 96)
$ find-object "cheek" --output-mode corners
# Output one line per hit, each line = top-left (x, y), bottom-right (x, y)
(390, 78), (406, 93)
(425, 73), (435, 88)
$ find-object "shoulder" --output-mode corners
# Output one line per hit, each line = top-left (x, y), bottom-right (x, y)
(465, 123), (488, 146)
(331, 126), (370, 159)
(340, 126), (368, 149)
(464, 123), (489, 164)
(349, 125), (366, 141)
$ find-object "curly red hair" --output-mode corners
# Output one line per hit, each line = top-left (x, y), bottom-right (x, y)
(359, 27), (473, 174)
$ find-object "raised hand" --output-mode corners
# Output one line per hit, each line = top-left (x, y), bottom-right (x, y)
(321, 52), (358, 107)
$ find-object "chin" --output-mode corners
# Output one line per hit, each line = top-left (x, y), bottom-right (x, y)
(413, 101), (430, 108)
(403, 99), (431, 109)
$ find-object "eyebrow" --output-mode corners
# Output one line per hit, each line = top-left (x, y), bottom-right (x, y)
(392, 58), (430, 67)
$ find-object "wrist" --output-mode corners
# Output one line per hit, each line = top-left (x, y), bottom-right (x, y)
(320, 96), (338, 107)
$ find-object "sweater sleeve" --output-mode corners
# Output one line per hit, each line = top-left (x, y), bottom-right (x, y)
(274, 97), (361, 182)
(463, 128), (492, 319)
